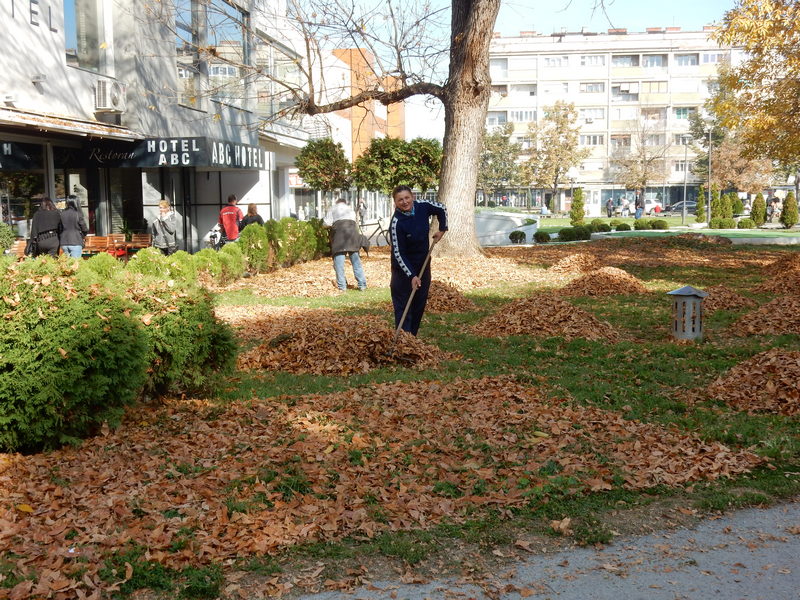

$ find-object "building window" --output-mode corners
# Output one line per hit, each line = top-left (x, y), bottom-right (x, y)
(580, 54), (606, 66)
(675, 53), (699, 66)
(674, 134), (693, 145)
(610, 134), (631, 148)
(641, 107), (667, 121)
(579, 107), (605, 120)
(673, 107), (697, 120)
(580, 134), (604, 146)
(611, 106), (637, 120)
(490, 58), (508, 79)
(65, 0), (104, 72)
(517, 136), (533, 150)
(579, 82), (605, 93)
(703, 52), (726, 64)
(645, 134), (666, 146)
(544, 55), (569, 67)
(641, 81), (668, 93)
(510, 84), (536, 96)
(611, 83), (638, 102)
(486, 111), (507, 127)
(510, 110), (536, 122)
(207, 0), (251, 108)
(491, 85), (508, 97)
(612, 54), (639, 67)
(642, 54), (667, 68)
(175, 0), (200, 107)
(674, 161), (691, 172)
(706, 80), (720, 94)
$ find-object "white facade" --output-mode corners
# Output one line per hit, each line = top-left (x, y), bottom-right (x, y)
(0, 0), (308, 250)
(488, 27), (741, 216)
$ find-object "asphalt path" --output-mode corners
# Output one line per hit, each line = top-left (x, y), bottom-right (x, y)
(297, 501), (800, 600)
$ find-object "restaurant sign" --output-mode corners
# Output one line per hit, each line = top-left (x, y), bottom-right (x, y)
(0, 141), (43, 170)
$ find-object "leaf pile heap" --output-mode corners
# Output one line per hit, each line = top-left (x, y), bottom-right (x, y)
(672, 233), (733, 246)
(731, 295), (800, 336)
(0, 377), (763, 598)
(236, 311), (448, 374)
(471, 294), (619, 341)
(765, 252), (800, 273)
(547, 253), (600, 274)
(707, 349), (800, 415)
(560, 266), (647, 297)
(424, 280), (477, 313)
(753, 263), (800, 295)
(702, 285), (757, 314)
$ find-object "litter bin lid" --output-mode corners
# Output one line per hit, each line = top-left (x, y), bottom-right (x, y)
(667, 285), (708, 298)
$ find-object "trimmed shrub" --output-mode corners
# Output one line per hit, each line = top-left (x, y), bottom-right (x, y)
(780, 191), (798, 229)
(193, 248), (224, 282)
(82, 251), (123, 280)
(508, 230), (526, 244)
(590, 218), (605, 229)
(126, 247), (171, 278)
(283, 218), (317, 265)
(165, 250), (198, 283)
(558, 227), (578, 242)
(572, 225), (592, 240)
(616, 223), (631, 231)
(595, 223), (612, 232)
(633, 219), (650, 230)
(732, 195), (745, 215)
(751, 193), (767, 226)
(722, 192), (735, 219)
(0, 259), (149, 451)
(533, 230), (551, 243)
(737, 218), (756, 229)
(239, 223), (272, 273)
(708, 217), (724, 229)
(720, 218), (737, 229)
(263, 219), (288, 267)
(219, 243), (246, 280)
(0, 223), (14, 252)
(651, 219), (669, 230)
(308, 217), (330, 258)
(609, 219), (623, 228)
(569, 187), (585, 226)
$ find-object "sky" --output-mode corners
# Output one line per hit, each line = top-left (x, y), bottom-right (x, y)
(405, 0), (737, 141)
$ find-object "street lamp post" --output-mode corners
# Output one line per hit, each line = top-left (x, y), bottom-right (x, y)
(681, 135), (691, 226)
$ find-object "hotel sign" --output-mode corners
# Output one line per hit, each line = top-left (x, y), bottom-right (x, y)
(83, 137), (266, 169)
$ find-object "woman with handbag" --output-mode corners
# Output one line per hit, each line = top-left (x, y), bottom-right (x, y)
(59, 196), (89, 258)
(28, 197), (61, 258)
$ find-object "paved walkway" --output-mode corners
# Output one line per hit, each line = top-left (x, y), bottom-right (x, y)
(297, 501), (800, 600)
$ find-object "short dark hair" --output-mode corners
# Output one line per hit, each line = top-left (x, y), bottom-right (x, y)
(227, 194), (237, 204)
(392, 185), (413, 199)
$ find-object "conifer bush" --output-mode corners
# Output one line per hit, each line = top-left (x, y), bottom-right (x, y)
(616, 223), (631, 231)
(219, 243), (245, 280)
(737, 218), (756, 229)
(0, 259), (148, 451)
(573, 225), (592, 240)
(239, 223), (272, 273)
(308, 217), (331, 257)
(780, 191), (798, 229)
(126, 247), (172, 278)
(263, 219), (288, 267)
(82, 251), (122, 280)
(751, 193), (767, 226)
(0, 223), (14, 252)
(508, 230), (526, 243)
(633, 219), (650, 230)
(651, 219), (669, 230)
(533, 230), (551, 243)
(193, 248), (224, 282)
(283, 218), (317, 265)
(569, 188), (585, 226)
(558, 227), (578, 241)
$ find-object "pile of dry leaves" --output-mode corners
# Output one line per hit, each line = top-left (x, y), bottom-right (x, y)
(707, 349), (800, 415)
(422, 280), (477, 313)
(235, 310), (449, 374)
(0, 376), (764, 599)
(731, 295), (800, 336)
(765, 252), (800, 272)
(754, 269), (800, 295)
(471, 294), (619, 341)
(548, 253), (601, 274)
(672, 233), (733, 245)
(560, 266), (647, 297)
(702, 285), (757, 314)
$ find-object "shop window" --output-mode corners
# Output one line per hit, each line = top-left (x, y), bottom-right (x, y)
(207, 0), (251, 109)
(175, 0), (201, 107)
(64, 0), (105, 72)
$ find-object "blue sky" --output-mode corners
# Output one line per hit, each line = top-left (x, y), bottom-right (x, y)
(495, 0), (736, 36)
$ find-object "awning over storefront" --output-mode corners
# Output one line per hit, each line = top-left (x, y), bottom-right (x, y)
(0, 107), (140, 141)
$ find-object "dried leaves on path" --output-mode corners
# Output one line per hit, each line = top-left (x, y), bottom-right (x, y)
(707, 349), (800, 416)
(0, 377), (763, 598)
(471, 294), (619, 341)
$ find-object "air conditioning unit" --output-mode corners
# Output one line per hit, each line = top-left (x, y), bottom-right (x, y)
(95, 80), (126, 113)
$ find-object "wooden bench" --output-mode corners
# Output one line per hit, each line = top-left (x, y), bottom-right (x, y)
(9, 239), (26, 259)
(82, 236), (109, 258)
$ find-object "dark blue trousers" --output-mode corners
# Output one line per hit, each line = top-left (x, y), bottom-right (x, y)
(391, 268), (431, 336)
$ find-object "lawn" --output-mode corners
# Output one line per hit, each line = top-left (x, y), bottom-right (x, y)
(1, 236), (799, 599)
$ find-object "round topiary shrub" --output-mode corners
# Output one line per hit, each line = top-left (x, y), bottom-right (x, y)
(508, 230), (526, 244)
(534, 230), (551, 243)
(651, 219), (669, 230)
(737, 218), (756, 229)
(595, 223), (612, 232)
(573, 226), (592, 240)
(82, 251), (123, 280)
(590, 218), (605, 230)
(633, 220), (650, 230)
(720, 218), (737, 229)
(609, 219), (623, 228)
(558, 227), (578, 242)
(616, 223), (631, 231)
(708, 217), (723, 229)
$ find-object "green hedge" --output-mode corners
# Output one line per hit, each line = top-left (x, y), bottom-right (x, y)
(633, 219), (651, 230)
(616, 223), (631, 231)
(509, 230), (526, 243)
(651, 219), (669, 230)
(737, 218), (756, 229)
(558, 228), (578, 242)
(533, 230), (550, 243)
(0, 256), (236, 452)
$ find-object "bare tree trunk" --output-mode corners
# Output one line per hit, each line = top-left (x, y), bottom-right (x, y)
(436, 0), (500, 257)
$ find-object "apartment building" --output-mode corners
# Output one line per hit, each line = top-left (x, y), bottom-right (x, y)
(1, 0), (308, 250)
(488, 27), (740, 216)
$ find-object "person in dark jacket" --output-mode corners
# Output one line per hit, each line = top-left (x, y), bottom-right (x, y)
(389, 185), (447, 335)
(29, 197), (61, 257)
(323, 198), (367, 291)
(239, 203), (264, 230)
(59, 196), (89, 258)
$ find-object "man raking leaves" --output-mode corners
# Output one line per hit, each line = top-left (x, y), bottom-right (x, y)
(389, 185), (448, 336)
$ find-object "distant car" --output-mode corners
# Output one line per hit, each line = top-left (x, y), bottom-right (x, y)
(666, 201), (698, 216)
(644, 199), (663, 216)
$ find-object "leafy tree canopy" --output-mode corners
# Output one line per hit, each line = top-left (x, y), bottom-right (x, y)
(478, 123), (523, 195)
(295, 138), (351, 192)
(352, 137), (442, 194)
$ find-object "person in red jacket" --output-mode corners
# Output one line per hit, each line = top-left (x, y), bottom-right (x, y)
(218, 194), (243, 242)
